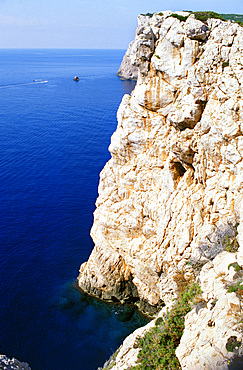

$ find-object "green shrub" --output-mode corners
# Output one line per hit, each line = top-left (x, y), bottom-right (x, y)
(228, 285), (238, 293)
(226, 336), (241, 352)
(228, 262), (242, 272)
(222, 61), (230, 69)
(168, 11), (228, 25)
(228, 280), (243, 293)
(132, 283), (202, 369)
(141, 13), (154, 18)
(222, 235), (239, 253)
(192, 11), (226, 22)
(220, 14), (243, 24)
(169, 13), (189, 22)
(155, 317), (163, 326)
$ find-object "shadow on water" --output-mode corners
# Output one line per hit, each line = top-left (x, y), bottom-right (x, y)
(49, 280), (149, 369)
(228, 356), (243, 370)
(53, 279), (149, 324)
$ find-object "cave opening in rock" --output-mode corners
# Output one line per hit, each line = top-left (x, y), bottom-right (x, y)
(171, 161), (187, 181)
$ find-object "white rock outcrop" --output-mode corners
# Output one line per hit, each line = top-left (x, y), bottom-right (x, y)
(0, 355), (31, 370)
(79, 11), (243, 369)
(117, 40), (139, 80)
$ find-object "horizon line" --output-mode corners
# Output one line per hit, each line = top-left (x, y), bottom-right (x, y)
(0, 47), (127, 50)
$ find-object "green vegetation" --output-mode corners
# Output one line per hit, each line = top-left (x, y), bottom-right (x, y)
(193, 11), (225, 22)
(220, 13), (243, 26)
(169, 13), (189, 22)
(141, 12), (154, 17)
(131, 283), (202, 370)
(228, 262), (242, 273)
(226, 336), (241, 352)
(155, 54), (161, 59)
(140, 11), (243, 27)
(167, 11), (227, 23)
(228, 280), (243, 293)
(140, 11), (243, 28)
(222, 61), (230, 69)
(222, 234), (239, 253)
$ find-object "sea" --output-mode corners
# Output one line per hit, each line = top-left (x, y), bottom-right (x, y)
(0, 49), (148, 370)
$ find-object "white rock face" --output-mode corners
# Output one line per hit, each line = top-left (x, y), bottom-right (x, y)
(79, 12), (243, 369)
(176, 251), (243, 369)
(117, 13), (157, 80)
(117, 40), (139, 80)
(0, 355), (31, 370)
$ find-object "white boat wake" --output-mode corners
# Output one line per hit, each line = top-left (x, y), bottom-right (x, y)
(0, 80), (48, 89)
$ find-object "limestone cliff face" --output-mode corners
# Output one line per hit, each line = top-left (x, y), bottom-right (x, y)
(78, 11), (243, 368)
(117, 40), (138, 80)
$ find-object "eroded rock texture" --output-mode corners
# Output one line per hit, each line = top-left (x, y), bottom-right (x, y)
(0, 355), (31, 370)
(117, 41), (139, 80)
(79, 11), (243, 369)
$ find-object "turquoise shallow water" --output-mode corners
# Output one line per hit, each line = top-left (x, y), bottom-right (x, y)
(0, 49), (148, 370)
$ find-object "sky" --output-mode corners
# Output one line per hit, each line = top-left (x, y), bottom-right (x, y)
(0, 0), (243, 49)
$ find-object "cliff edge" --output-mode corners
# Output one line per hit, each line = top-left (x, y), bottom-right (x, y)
(78, 11), (243, 369)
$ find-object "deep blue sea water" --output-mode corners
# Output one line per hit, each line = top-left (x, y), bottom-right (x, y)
(0, 49), (148, 370)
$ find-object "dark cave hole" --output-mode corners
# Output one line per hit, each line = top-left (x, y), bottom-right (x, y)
(171, 161), (186, 179)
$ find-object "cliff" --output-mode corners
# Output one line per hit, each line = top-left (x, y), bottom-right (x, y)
(78, 11), (243, 369)
(116, 41), (139, 80)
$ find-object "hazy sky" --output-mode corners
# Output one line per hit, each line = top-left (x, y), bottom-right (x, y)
(0, 0), (243, 48)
